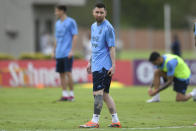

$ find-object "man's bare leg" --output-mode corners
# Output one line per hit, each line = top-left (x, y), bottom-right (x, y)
(147, 69), (167, 103)
(103, 93), (120, 123)
(66, 72), (74, 98)
(176, 93), (192, 102)
(59, 73), (69, 100)
(91, 90), (104, 123)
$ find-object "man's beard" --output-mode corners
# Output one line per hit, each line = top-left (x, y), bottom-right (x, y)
(96, 18), (104, 23)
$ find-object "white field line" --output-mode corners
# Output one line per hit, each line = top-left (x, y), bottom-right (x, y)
(121, 126), (195, 130)
(0, 126), (195, 131)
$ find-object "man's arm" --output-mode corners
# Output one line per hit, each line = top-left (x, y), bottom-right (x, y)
(149, 76), (173, 96)
(156, 76), (173, 93)
(52, 40), (56, 59)
(87, 56), (92, 74)
(68, 35), (77, 58)
(108, 46), (116, 76)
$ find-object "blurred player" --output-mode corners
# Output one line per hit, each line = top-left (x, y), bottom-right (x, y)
(79, 3), (121, 128)
(147, 51), (196, 102)
(194, 21), (196, 47)
(54, 5), (78, 101)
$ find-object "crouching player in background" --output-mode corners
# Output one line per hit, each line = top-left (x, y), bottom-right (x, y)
(147, 51), (196, 103)
(79, 3), (121, 128)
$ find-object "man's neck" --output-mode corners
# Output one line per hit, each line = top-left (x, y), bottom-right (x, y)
(97, 18), (105, 25)
(60, 14), (67, 21)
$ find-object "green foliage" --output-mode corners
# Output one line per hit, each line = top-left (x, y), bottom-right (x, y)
(18, 53), (52, 60)
(0, 86), (196, 130)
(73, 52), (83, 60)
(0, 53), (14, 60)
(70, 0), (196, 29)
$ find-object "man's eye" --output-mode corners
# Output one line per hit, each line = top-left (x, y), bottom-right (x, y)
(96, 11), (99, 14)
(100, 12), (104, 14)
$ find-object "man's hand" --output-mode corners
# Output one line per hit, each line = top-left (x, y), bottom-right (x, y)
(68, 50), (74, 58)
(87, 63), (91, 74)
(148, 88), (158, 96)
(52, 50), (56, 59)
(108, 65), (115, 77)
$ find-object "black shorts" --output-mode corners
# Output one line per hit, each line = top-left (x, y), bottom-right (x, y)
(173, 77), (189, 94)
(93, 68), (112, 93)
(56, 57), (73, 73)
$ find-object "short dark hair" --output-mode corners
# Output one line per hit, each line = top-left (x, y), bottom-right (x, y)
(56, 5), (67, 12)
(94, 3), (106, 9)
(149, 51), (161, 62)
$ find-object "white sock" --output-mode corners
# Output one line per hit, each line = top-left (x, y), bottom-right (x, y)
(92, 114), (100, 123)
(62, 90), (69, 97)
(153, 93), (160, 99)
(112, 113), (119, 123)
(69, 91), (74, 97)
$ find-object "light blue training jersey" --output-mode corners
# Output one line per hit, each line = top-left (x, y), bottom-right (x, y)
(55, 17), (78, 58)
(91, 19), (115, 72)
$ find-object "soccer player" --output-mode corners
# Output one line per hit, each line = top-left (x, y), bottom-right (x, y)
(54, 5), (78, 101)
(79, 3), (121, 128)
(147, 51), (196, 103)
(194, 21), (196, 47)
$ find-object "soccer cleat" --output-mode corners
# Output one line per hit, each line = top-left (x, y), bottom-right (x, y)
(68, 96), (75, 101)
(146, 98), (160, 103)
(108, 122), (122, 128)
(79, 121), (99, 128)
(147, 93), (160, 103)
(57, 97), (69, 101)
(190, 88), (196, 101)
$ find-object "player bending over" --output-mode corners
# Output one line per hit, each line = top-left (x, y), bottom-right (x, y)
(79, 3), (121, 128)
(147, 51), (196, 103)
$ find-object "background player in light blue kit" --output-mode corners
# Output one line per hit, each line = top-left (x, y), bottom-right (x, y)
(54, 5), (78, 101)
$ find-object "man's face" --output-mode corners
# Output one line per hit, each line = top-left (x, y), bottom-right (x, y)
(93, 7), (106, 23)
(55, 8), (64, 19)
(152, 57), (162, 66)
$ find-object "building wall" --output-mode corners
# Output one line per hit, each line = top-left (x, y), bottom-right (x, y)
(0, 0), (86, 57)
(0, 0), (34, 56)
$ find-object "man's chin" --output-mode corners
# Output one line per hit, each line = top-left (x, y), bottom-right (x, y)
(96, 19), (104, 23)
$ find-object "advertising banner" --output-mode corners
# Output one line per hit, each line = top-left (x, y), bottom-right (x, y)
(133, 59), (196, 85)
(0, 60), (132, 87)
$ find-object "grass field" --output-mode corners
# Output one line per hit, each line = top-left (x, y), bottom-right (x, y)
(118, 50), (196, 60)
(0, 85), (196, 131)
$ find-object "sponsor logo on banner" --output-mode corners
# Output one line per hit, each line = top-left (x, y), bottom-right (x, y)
(134, 60), (196, 85)
(0, 60), (132, 87)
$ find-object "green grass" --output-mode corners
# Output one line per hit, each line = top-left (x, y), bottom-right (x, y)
(118, 50), (196, 60)
(0, 86), (196, 131)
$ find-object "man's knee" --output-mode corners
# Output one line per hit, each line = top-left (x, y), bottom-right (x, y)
(103, 93), (109, 102)
(93, 89), (104, 96)
(60, 73), (66, 78)
(176, 93), (186, 102)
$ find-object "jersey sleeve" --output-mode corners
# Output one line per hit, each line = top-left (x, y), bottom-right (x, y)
(106, 25), (115, 47)
(70, 19), (78, 35)
(166, 59), (178, 76)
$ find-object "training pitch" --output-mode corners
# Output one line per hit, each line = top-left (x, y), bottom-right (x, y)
(0, 85), (196, 131)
